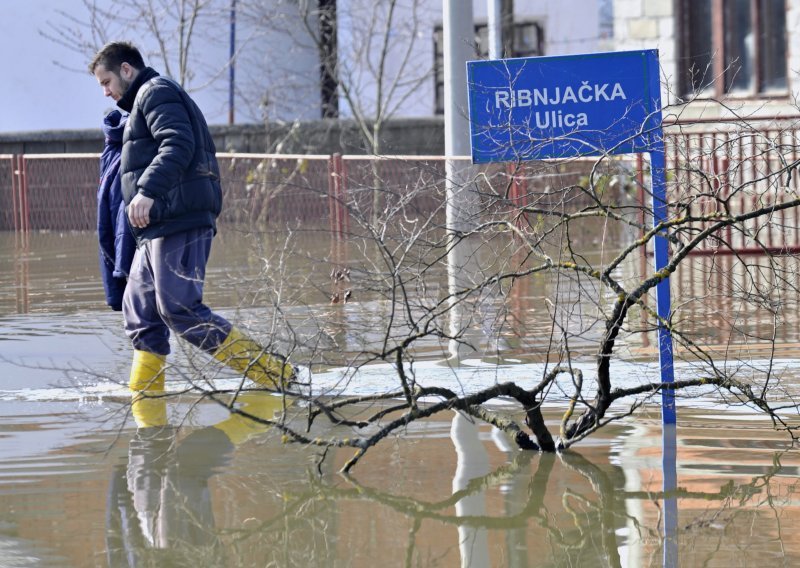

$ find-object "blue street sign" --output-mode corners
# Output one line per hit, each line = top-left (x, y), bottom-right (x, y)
(467, 49), (662, 163)
(466, 50), (677, 440)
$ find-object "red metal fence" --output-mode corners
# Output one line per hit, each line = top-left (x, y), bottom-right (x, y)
(661, 119), (800, 254)
(22, 154), (99, 231)
(2, 119), (800, 254)
(216, 153), (332, 228)
(0, 152), (613, 233)
(0, 155), (17, 231)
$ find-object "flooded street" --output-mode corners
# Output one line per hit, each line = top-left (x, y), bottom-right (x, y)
(2, 229), (800, 567)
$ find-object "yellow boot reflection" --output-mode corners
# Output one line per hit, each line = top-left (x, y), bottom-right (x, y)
(111, 388), (291, 562)
(213, 391), (291, 445)
(130, 394), (168, 429)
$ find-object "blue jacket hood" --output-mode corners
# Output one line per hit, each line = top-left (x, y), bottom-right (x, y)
(102, 109), (126, 146)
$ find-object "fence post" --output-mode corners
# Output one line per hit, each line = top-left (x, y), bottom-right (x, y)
(506, 162), (517, 221)
(514, 163), (528, 228)
(328, 153), (349, 238)
(11, 154), (19, 233)
(21, 156), (30, 233)
(635, 153), (646, 240)
(338, 154), (349, 234)
(12, 155), (30, 234)
(328, 153), (339, 236)
(635, 152), (650, 349)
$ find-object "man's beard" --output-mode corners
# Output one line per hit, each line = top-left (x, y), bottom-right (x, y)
(115, 75), (132, 100)
(119, 77), (131, 96)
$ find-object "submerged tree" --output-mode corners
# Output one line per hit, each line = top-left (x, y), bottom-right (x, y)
(128, 97), (794, 473)
(41, 3), (800, 470)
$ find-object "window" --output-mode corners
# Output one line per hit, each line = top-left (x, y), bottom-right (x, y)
(434, 21), (543, 114)
(680, 0), (787, 97)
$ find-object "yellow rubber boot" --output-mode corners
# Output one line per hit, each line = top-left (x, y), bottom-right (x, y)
(214, 392), (291, 445)
(129, 350), (167, 428)
(212, 327), (295, 390)
(129, 350), (166, 392)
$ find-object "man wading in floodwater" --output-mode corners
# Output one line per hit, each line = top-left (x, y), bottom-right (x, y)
(89, 42), (295, 406)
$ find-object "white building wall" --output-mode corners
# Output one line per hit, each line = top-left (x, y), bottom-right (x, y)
(335, 0), (440, 120)
(231, 3), (321, 124)
(788, 1), (800, 107)
(336, 0), (610, 119)
(499, 0), (607, 56)
(612, 0), (675, 106)
(3, 0), (611, 132)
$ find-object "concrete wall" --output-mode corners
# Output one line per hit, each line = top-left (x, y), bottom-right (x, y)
(612, 0), (678, 105)
(0, 117), (446, 156)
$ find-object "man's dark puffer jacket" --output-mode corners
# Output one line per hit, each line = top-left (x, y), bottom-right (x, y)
(116, 67), (222, 244)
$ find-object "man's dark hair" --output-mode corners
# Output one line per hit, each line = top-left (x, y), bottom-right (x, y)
(89, 41), (146, 74)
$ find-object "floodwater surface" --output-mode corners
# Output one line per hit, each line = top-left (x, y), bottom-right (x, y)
(2, 230), (800, 567)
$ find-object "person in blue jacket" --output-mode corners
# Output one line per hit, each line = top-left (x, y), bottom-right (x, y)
(97, 108), (136, 311)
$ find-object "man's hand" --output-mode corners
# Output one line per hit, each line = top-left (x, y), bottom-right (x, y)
(128, 193), (155, 228)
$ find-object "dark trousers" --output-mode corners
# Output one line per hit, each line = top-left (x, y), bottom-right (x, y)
(122, 228), (231, 355)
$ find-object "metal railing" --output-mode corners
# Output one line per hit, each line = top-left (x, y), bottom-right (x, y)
(2, 117), (800, 254)
(659, 117), (800, 254)
(0, 152), (615, 233)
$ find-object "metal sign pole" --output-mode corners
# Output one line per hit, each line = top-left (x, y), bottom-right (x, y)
(650, 140), (678, 567)
(649, 143), (676, 423)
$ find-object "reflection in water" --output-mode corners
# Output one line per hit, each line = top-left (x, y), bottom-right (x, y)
(0, 403), (799, 566)
(106, 392), (285, 566)
(320, 417), (798, 567)
(13, 232), (29, 314)
(6, 230), (800, 366)
(4, 230), (800, 565)
(328, 444), (632, 566)
(106, 426), (232, 565)
(662, 423), (678, 568)
(672, 252), (800, 350)
(451, 412), (490, 568)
